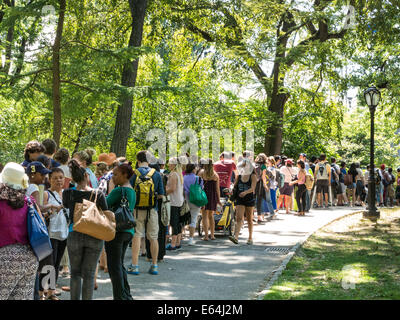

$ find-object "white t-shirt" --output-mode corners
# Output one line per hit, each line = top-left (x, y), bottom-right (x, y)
(27, 184), (39, 197)
(59, 164), (72, 179)
(281, 166), (297, 184)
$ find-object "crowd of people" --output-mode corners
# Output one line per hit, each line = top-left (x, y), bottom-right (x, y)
(1, 139), (400, 300)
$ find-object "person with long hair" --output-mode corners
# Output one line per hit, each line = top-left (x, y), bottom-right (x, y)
(198, 159), (220, 241)
(184, 163), (203, 246)
(277, 159), (296, 214)
(0, 163), (39, 300)
(229, 158), (257, 245)
(62, 159), (108, 300)
(165, 157), (185, 250)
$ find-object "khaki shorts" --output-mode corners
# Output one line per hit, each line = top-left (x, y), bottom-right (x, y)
(133, 208), (159, 240)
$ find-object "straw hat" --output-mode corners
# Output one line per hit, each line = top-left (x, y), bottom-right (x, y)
(93, 153), (117, 166)
(0, 162), (29, 190)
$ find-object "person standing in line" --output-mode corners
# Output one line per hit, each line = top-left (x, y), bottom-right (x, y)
(229, 158), (256, 245)
(73, 149), (99, 189)
(42, 168), (69, 300)
(314, 154), (331, 208)
(54, 148), (72, 190)
(165, 157), (184, 250)
(42, 138), (61, 168)
(198, 159), (221, 241)
(127, 151), (164, 276)
(0, 163), (39, 300)
(183, 163), (203, 246)
(267, 157), (278, 215)
(21, 141), (45, 168)
(62, 160), (108, 300)
(105, 163), (135, 300)
(347, 163), (358, 207)
(214, 152), (237, 198)
(277, 159), (297, 214)
(395, 167), (400, 206)
(254, 154), (274, 223)
(291, 160), (307, 216)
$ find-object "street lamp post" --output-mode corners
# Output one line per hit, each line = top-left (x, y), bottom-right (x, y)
(363, 86), (381, 221)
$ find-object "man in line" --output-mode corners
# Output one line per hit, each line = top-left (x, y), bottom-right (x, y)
(314, 154), (331, 208)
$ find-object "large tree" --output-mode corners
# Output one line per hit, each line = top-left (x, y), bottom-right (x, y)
(110, 0), (148, 156)
(164, 0), (357, 155)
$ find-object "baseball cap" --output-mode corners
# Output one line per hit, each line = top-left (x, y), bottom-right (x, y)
(286, 159), (294, 166)
(26, 161), (52, 175)
(380, 164), (386, 170)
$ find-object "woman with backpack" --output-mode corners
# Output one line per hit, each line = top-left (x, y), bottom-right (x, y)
(229, 158), (257, 245)
(165, 157), (185, 250)
(104, 163), (135, 300)
(198, 159), (220, 241)
(62, 159), (108, 300)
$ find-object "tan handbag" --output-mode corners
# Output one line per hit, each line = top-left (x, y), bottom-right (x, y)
(73, 190), (116, 241)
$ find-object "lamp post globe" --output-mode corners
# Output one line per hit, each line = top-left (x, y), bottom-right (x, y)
(363, 86), (381, 221)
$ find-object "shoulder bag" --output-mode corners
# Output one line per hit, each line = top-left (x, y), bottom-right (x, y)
(114, 188), (136, 232)
(26, 197), (53, 261)
(73, 190), (116, 241)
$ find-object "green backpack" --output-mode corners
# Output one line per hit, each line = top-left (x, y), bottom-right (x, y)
(189, 177), (208, 207)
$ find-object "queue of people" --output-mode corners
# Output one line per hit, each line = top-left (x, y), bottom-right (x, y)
(1, 139), (400, 301)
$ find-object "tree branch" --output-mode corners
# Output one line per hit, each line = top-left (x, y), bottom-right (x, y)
(60, 80), (95, 93)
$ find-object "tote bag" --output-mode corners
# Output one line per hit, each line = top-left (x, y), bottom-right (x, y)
(73, 190), (116, 241)
(26, 198), (53, 261)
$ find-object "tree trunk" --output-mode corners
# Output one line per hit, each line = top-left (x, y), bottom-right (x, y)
(2, 0), (15, 74)
(110, 0), (148, 157)
(52, 0), (66, 147)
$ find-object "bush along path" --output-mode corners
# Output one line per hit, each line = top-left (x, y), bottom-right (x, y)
(264, 208), (400, 300)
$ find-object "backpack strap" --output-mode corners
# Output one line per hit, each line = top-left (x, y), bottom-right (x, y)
(146, 168), (156, 178)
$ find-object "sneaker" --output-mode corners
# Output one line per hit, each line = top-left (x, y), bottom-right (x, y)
(166, 244), (176, 250)
(127, 264), (139, 275)
(148, 264), (158, 275)
(188, 238), (195, 246)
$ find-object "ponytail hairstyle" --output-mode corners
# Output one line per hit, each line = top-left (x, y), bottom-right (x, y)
(68, 159), (87, 183)
(74, 149), (95, 167)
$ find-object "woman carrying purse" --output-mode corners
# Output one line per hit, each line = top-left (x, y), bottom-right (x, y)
(104, 163), (135, 300)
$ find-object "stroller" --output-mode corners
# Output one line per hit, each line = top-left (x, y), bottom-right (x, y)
(196, 188), (235, 237)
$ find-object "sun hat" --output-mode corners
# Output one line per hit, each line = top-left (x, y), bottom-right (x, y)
(0, 162), (29, 190)
(93, 153), (117, 166)
(26, 161), (52, 175)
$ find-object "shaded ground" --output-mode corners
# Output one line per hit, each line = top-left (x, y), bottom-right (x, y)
(264, 208), (400, 300)
(56, 206), (362, 300)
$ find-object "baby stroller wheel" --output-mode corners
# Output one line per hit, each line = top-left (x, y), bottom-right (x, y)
(196, 215), (203, 237)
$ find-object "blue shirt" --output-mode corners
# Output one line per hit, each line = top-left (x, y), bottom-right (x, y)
(129, 167), (165, 210)
(86, 167), (99, 189)
(183, 173), (204, 199)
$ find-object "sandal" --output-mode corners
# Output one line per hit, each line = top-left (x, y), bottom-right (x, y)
(229, 236), (238, 244)
(247, 239), (253, 245)
(61, 286), (70, 292)
(210, 237), (216, 240)
(202, 237), (209, 241)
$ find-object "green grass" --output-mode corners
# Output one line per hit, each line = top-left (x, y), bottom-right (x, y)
(264, 208), (400, 300)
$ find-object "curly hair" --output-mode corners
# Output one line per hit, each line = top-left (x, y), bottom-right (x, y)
(0, 183), (26, 209)
(24, 141), (45, 161)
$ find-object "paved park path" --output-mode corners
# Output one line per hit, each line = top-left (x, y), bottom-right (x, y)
(58, 206), (363, 300)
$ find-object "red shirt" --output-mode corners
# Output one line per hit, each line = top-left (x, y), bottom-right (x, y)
(214, 160), (237, 188)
